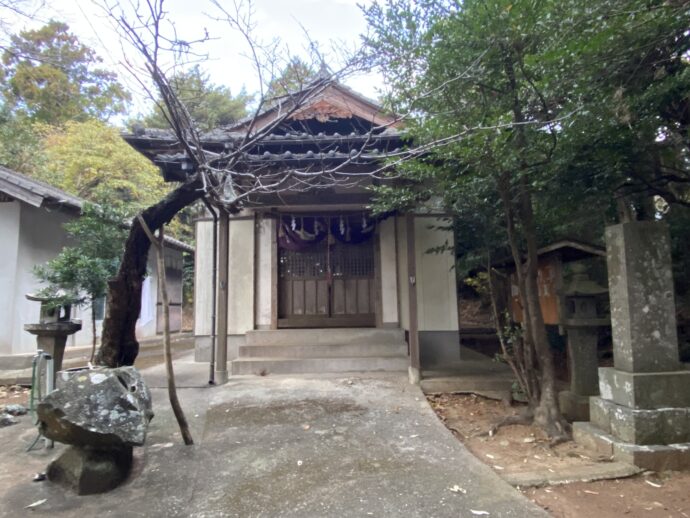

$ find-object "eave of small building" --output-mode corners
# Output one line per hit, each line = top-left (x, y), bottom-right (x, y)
(0, 165), (194, 253)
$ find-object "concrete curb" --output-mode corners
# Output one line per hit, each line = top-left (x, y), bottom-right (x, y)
(502, 461), (642, 488)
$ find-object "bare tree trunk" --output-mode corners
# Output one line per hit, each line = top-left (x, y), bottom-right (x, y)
(140, 219), (194, 445)
(517, 178), (569, 441)
(96, 176), (204, 368)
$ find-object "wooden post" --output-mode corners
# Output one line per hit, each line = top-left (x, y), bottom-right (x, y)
(406, 214), (420, 384)
(215, 210), (230, 383)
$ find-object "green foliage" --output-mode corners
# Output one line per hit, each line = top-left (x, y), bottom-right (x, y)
(34, 203), (129, 311)
(1, 21), (130, 124)
(0, 109), (46, 175)
(365, 0), (690, 277)
(142, 65), (251, 130)
(37, 119), (167, 212)
(266, 57), (318, 98)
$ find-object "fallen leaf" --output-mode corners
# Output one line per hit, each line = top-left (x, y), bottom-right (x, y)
(25, 499), (47, 509)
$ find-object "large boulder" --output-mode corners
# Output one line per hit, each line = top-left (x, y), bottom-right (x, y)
(37, 366), (154, 448)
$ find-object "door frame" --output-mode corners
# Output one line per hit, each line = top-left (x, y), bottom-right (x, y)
(274, 212), (380, 329)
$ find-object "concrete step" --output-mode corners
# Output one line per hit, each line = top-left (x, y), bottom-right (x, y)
(238, 342), (408, 359)
(231, 356), (408, 375)
(245, 328), (405, 347)
(419, 375), (514, 394)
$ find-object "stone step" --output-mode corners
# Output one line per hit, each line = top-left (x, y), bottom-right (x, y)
(238, 342), (408, 359)
(245, 328), (405, 347)
(419, 376), (514, 395)
(231, 356), (408, 375)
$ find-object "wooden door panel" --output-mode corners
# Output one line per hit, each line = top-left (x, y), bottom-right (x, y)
(317, 280), (329, 314)
(305, 280), (317, 315)
(357, 278), (370, 314)
(278, 215), (376, 326)
(292, 280), (305, 315)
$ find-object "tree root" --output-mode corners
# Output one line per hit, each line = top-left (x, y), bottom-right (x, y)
(488, 408), (534, 436)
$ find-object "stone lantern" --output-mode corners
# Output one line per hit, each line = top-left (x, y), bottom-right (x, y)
(558, 262), (608, 421)
(24, 293), (82, 384)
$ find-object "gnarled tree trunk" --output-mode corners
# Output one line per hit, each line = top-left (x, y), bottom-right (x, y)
(96, 176), (204, 367)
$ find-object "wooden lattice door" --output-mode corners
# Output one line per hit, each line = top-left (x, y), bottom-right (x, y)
(278, 216), (376, 327)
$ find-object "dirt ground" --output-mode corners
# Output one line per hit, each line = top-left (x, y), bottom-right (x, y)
(0, 385), (30, 408)
(428, 393), (690, 517)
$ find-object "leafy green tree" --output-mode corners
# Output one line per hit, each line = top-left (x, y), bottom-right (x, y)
(547, 0), (690, 215)
(38, 119), (167, 212)
(366, 0), (576, 438)
(34, 204), (129, 361)
(265, 57), (317, 98)
(143, 65), (251, 130)
(1, 20), (129, 124)
(0, 109), (45, 175)
(365, 0), (690, 438)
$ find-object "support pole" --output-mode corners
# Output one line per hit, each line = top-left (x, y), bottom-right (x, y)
(203, 199), (219, 385)
(406, 214), (420, 384)
(215, 210), (230, 384)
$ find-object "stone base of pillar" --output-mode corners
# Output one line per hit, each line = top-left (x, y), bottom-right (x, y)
(408, 366), (420, 385)
(214, 369), (229, 385)
(574, 422), (690, 471)
(574, 367), (690, 470)
(558, 390), (591, 422)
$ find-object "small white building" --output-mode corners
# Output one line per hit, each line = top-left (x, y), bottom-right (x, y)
(126, 81), (460, 382)
(0, 166), (192, 357)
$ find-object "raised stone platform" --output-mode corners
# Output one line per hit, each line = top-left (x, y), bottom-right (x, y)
(573, 422), (690, 471)
(598, 367), (690, 409)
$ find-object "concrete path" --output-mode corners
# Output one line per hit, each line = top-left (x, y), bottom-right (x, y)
(0, 353), (546, 517)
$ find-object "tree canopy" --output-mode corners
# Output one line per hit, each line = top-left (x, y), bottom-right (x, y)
(265, 57), (318, 98)
(364, 0), (690, 437)
(0, 21), (130, 124)
(142, 65), (252, 130)
(38, 119), (166, 212)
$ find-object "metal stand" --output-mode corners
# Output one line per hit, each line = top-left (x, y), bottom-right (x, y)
(27, 350), (55, 451)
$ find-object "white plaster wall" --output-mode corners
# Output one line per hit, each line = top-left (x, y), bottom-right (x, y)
(0, 202), (21, 355)
(255, 216), (275, 328)
(11, 203), (73, 354)
(194, 220), (214, 336)
(3, 202), (172, 356)
(228, 217), (255, 334)
(396, 216), (410, 330)
(415, 217), (459, 332)
(379, 217), (399, 325)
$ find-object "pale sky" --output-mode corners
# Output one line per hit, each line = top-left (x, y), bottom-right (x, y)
(6, 0), (382, 117)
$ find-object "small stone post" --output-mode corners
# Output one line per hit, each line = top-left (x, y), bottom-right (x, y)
(574, 221), (690, 470)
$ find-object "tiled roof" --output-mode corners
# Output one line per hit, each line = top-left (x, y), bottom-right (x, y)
(0, 165), (193, 253)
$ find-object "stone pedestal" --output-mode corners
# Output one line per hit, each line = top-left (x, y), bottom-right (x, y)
(559, 325), (599, 421)
(574, 222), (690, 471)
(24, 322), (82, 384)
(47, 445), (133, 495)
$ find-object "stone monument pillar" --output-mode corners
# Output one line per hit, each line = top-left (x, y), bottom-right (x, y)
(574, 221), (690, 470)
(558, 263), (607, 421)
